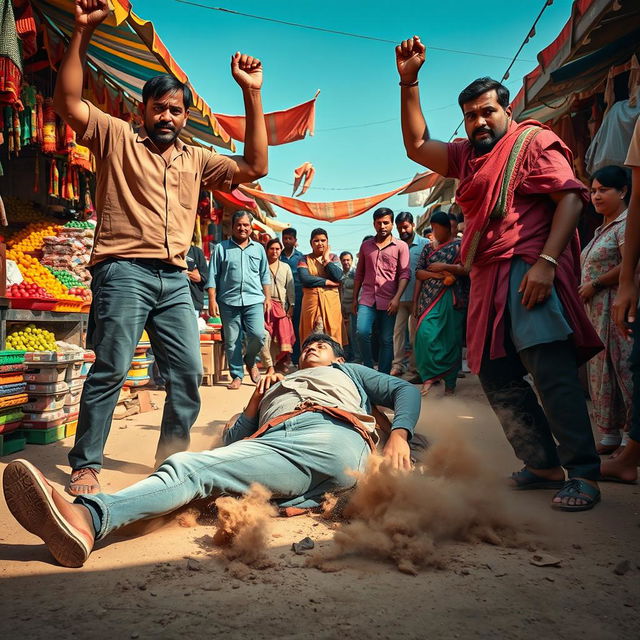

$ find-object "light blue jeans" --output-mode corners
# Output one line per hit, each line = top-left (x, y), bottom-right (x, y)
(218, 301), (265, 380)
(356, 304), (396, 374)
(76, 413), (370, 540)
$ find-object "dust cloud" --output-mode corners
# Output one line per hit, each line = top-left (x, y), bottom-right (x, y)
(212, 483), (277, 567)
(314, 401), (537, 575)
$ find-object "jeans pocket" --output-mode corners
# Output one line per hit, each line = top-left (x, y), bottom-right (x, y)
(90, 260), (118, 297)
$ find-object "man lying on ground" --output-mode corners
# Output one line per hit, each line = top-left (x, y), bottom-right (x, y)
(3, 334), (420, 568)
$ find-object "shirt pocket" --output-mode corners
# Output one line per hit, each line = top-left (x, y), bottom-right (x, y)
(379, 251), (398, 275)
(248, 254), (262, 274)
(178, 171), (196, 209)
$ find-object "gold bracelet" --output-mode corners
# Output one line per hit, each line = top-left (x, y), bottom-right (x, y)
(539, 253), (558, 267)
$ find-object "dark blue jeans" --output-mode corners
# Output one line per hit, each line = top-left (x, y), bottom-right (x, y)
(69, 259), (202, 471)
(291, 289), (303, 365)
(356, 304), (396, 374)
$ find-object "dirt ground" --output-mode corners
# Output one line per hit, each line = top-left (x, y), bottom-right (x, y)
(1, 374), (639, 640)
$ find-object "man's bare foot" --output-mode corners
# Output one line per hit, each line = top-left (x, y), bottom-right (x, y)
(226, 377), (242, 390)
(551, 478), (600, 511)
(607, 444), (626, 460)
(68, 467), (100, 496)
(420, 381), (432, 397)
(3, 459), (95, 567)
(600, 439), (640, 484)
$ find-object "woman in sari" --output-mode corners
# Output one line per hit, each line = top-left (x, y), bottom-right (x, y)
(260, 238), (296, 374)
(298, 228), (344, 345)
(413, 211), (468, 396)
(579, 165), (632, 455)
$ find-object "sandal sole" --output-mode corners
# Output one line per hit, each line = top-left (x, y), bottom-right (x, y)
(3, 459), (92, 567)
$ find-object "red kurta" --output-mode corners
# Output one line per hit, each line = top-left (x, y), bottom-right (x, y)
(446, 121), (602, 373)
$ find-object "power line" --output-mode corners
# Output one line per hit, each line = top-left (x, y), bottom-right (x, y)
(450, 0), (553, 139)
(172, 0), (534, 63)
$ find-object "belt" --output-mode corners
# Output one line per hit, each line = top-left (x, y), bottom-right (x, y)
(118, 257), (182, 271)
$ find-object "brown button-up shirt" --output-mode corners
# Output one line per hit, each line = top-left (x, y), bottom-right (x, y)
(78, 101), (236, 268)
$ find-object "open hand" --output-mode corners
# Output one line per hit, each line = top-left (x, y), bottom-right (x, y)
(382, 429), (412, 470)
(75, 0), (109, 28)
(577, 281), (596, 302)
(395, 36), (426, 82)
(255, 372), (284, 396)
(231, 53), (263, 90)
(429, 262), (448, 273)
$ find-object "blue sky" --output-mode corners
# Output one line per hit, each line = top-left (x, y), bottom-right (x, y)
(135, 0), (575, 254)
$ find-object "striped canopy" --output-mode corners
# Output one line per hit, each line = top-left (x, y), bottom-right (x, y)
(31, 0), (235, 149)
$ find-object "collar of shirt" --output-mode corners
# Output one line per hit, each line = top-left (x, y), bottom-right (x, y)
(364, 236), (398, 250)
(229, 236), (256, 250)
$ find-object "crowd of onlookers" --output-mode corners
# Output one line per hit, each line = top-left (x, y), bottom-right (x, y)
(203, 155), (637, 467)
(204, 206), (469, 398)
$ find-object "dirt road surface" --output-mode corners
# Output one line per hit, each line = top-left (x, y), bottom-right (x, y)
(1, 376), (638, 639)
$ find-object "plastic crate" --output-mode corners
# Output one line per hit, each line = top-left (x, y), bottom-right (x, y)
(9, 297), (58, 311)
(0, 351), (26, 365)
(65, 361), (84, 382)
(23, 391), (67, 412)
(0, 420), (22, 435)
(25, 381), (69, 395)
(0, 383), (27, 397)
(65, 419), (78, 438)
(24, 365), (68, 384)
(25, 352), (73, 363)
(0, 409), (24, 424)
(0, 393), (28, 410)
(23, 425), (66, 444)
(0, 432), (26, 455)
(0, 373), (25, 385)
(65, 387), (82, 407)
(0, 363), (27, 374)
(124, 376), (150, 387)
(21, 408), (67, 429)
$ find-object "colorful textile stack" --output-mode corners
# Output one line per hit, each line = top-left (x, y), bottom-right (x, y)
(0, 350), (28, 456)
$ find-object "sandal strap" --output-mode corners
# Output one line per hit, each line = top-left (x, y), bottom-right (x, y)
(71, 468), (99, 481)
(555, 478), (600, 501)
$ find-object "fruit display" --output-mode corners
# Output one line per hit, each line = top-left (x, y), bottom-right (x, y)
(8, 283), (55, 300)
(64, 220), (93, 229)
(6, 325), (57, 351)
(45, 267), (86, 290)
(8, 221), (62, 253)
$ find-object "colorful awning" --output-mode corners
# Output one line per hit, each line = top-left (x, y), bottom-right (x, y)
(31, 0), (235, 149)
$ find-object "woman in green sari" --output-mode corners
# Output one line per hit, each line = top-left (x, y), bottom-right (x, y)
(413, 211), (469, 396)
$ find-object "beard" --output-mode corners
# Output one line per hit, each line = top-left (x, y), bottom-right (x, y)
(399, 230), (413, 241)
(470, 125), (507, 155)
(148, 123), (179, 145)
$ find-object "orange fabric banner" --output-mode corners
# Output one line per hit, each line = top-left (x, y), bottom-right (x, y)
(215, 93), (319, 146)
(238, 172), (442, 222)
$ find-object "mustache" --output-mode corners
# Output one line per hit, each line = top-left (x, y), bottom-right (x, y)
(473, 126), (493, 137)
(154, 122), (175, 131)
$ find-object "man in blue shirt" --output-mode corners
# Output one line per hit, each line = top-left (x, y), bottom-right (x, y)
(280, 228), (305, 365)
(391, 212), (428, 381)
(208, 210), (271, 389)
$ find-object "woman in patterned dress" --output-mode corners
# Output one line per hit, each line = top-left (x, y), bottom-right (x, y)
(580, 165), (632, 455)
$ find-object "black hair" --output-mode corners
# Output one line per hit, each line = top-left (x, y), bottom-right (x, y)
(363, 235), (374, 242)
(591, 165), (631, 204)
(310, 227), (328, 240)
(458, 77), (509, 110)
(266, 238), (283, 250)
(231, 209), (253, 226)
(339, 251), (353, 260)
(395, 211), (414, 224)
(282, 227), (297, 238)
(373, 207), (394, 223)
(448, 213), (458, 222)
(142, 74), (193, 110)
(430, 211), (451, 228)
(301, 333), (345, 359)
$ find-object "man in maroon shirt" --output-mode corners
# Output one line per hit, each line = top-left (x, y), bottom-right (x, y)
(352, 208), (410, 374)
(395, 35), (601, 512)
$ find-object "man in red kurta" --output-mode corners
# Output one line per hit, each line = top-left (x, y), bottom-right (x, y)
(396, 35), (602, 511)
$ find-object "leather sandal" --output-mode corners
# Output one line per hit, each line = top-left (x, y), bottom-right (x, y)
(68, 468), (101, 496)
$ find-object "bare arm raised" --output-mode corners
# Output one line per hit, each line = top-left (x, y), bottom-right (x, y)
(397, 36), (449, 176)
(53, 0), (109, 135)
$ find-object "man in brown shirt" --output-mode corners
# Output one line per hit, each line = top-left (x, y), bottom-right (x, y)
(58, 0), (268, 495)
